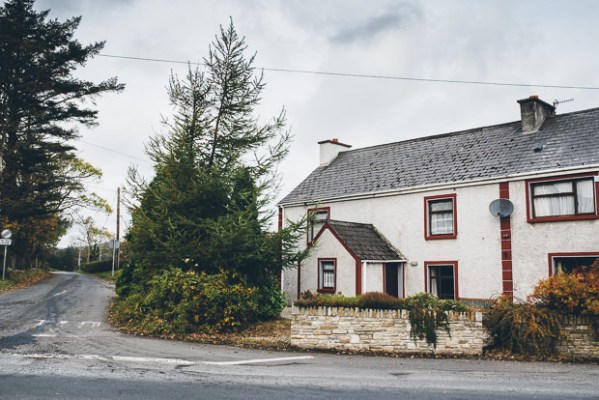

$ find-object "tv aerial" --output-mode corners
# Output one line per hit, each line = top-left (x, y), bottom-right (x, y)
(489, 199), (514, 218)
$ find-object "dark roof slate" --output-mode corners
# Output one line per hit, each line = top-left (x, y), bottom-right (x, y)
(280, 107), (599, 204)
(325, 220), (405, 261)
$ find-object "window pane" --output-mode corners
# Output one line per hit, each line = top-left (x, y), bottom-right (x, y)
(431, 212), (453, 234)
(429, 266), (455, 300)
(577, 179), (595, 213)
(320, 261), (335, 289)
(534, 181), (573, 195)
(534, 195), (575, 217)
(430, 200), (453, 212)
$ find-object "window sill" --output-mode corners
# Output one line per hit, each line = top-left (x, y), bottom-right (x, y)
(317, 288), (335, 294)
(425, 234), (457, 240)
(528, 214), (599, 223)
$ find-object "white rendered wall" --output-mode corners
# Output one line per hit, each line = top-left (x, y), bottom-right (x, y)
(299, 229), (357, 297)
(509, 179), (599, 298)
(362, 263), (384, 293)
(281, 171), (599, 301)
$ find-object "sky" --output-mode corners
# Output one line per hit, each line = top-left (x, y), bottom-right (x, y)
(31, 0), (599, 246)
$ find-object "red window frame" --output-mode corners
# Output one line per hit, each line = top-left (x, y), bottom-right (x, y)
(526, 173), (599, 223)
(547, 252), (599, 276)
(317, 258), (336, 293)
(424, 261), (459, 300)
(424, 194), (457, 240)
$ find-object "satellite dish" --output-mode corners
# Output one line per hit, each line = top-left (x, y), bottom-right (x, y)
(489, 199), (514, 218)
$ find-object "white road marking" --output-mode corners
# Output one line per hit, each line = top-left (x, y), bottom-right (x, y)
(203, 356), (314, 366)
(31, 334), (57, 338)
(51, 290), (67, 297)
(20, 353), (314, 366)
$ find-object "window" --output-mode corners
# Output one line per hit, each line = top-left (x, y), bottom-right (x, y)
(318, 259), (336, 293)
(528, 175), (598, 222)
(425, 262), (458, 300)
(424, 194), (457, 239)
(307, 207), (330, 243)
(548, 253), (599, 275)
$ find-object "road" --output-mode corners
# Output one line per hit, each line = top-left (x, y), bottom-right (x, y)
(0, 272), (597, 399)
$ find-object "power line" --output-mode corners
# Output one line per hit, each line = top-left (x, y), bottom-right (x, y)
(80, 140), (151, 165)
(98, 53), (599, 91)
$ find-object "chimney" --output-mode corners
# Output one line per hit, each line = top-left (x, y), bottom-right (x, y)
(517, 95), (555, 134)
(318, 138), (351, 167)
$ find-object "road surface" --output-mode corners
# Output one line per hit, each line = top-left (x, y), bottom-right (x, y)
(1, 272), (597, 399)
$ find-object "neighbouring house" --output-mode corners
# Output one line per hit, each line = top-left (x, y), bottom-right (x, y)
(278, 96), (599, 304)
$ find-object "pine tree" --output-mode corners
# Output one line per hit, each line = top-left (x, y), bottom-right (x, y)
(126, 20), (306, 283)
(0, 0), (124, 266)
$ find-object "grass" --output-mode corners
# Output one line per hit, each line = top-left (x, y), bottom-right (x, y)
(0, 268), (51, 293)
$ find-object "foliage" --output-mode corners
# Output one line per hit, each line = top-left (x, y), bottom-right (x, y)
(111, 267), (287, 335)
(73, 213), (113, 263)
(484, 296), (562, 356)
(125, 19), (306, 286)
(80, 259), (113, 274)
(47, 246), (78, 271)
(359, 292), (406, 310)
(116, 261), (148, 298)
(0, 268), (49, 292)
(294, 291), (361, 308)
(0, 0), (123, 267)
(253, 274), (287, 321)
(530, 260), (599, 316)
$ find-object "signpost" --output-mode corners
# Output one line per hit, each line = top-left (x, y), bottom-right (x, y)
(1, 229), (12, 281)
(109, 239), (120, 278)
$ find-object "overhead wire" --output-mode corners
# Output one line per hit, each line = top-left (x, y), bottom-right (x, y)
(98, 53), (599, 91)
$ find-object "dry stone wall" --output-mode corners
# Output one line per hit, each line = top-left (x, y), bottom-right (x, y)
(558, 316), (599, 360)
(291, 306), (486, 356)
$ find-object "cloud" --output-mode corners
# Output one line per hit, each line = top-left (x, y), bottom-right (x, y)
(331, 4), (421, 44)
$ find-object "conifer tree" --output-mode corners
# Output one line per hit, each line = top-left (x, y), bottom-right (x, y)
(0, 0), (124, 266)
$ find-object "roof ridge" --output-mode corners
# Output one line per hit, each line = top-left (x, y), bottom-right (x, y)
(335, 106), (599, 156)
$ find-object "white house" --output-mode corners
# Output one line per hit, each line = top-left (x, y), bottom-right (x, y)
(278, 96), (599, 304)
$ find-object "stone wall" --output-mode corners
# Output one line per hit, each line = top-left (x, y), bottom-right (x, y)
(558, 316), (599, 360)
(291, 306), (486, 356)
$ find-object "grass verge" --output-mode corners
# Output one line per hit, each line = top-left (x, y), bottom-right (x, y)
(0, 268), (51, 293)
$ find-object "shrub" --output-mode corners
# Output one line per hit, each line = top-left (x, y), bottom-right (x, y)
(530, 262), (599, 316)
(359, 292), (405, 310)
(484, 296), (561, 356)
(404, 293), (451, 348)
(112, 267), (287, 335)
(294, 291), (360, 308)
(80, 259), (113, 273)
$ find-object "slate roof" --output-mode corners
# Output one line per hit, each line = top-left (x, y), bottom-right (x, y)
(280, 107), (599, 205)
(324, 220), (405, 261)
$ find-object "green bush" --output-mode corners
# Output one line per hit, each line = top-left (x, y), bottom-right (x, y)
(484, 296), (561, 356)
(116, 262), (148, 298)
(359, 292), (406, 310)
(294, 291), (360, 308)
(112, 267), (286, 335)
(80, 259), (113, 273)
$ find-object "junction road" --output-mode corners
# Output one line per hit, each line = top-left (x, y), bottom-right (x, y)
(1, 272), (598, 399)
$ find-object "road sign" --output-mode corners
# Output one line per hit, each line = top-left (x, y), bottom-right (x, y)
(109, 239), (120, 249)
(0, 239), (11, 246)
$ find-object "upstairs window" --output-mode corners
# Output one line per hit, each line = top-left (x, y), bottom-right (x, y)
(424, 194), (457, 240)
(307, 207), (330, 244)
(528, 175), (598, 222)
(549, 253), (599, 275)
(318, 259), (336, 293)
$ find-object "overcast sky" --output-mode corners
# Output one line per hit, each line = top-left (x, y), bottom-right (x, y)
(32, 0), (599, 246)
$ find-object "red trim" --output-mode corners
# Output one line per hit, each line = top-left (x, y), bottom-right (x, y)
(307, 207), (331, 245)
(525, 172), (599, 223)
(499, 182), (513, 296)
(356, 260), (362, 295)
(297, 260), (301, 299)
(382, 264), (387, 293)
(317, 258), (337, 293)
(424, 193), (458, 240)
(401, 263), (405, 299)
(547, 252), (599, 276)
(424, 261), (459, 300)
(317, 139), (352, 148)
(278, 207), (283, 231)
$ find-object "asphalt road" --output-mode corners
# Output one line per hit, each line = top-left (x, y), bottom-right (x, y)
(1, 272), (598, 399)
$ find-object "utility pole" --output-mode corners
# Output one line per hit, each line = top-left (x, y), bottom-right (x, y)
(116, 186), (121, 270)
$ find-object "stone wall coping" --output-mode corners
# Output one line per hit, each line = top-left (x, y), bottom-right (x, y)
(292, 305), (483, 322)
